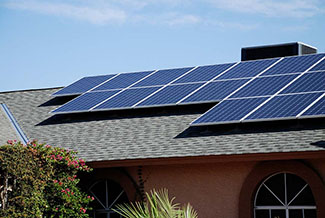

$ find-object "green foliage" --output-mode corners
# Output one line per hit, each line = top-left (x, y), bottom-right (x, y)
(0, 140), (93, 217)
(114, 189), (198, 218)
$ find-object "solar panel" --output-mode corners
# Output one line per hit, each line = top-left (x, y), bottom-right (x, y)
(92, 87), (161, 111)
(136, 83), (204, 107)
(216, 58), (279, 80)
(181, 79), (249, 104)
(245, 93), (323, 121)
(300, 94), (325, 117)
(230, 74), (298, 98)
(261, 54), (324, 76)
(92, 71), (154, 91)
(191, 97), (268, 125)
(53, 74), (117, 96)
(131, 67), (194, 87)
(51, 52), (325, 126)
(309, 59), (325, 71)
(172, 63), (235, 84)
(52, 90), (121, 113)
(280, 71), (325, 94)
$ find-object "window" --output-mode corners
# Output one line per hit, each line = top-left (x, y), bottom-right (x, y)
(254, 173), (316, 218)
(89, 179), (129, 218)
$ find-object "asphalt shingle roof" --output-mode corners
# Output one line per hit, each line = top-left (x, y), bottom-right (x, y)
(0, 105), (20, 145)
(0, 88), (324, 162)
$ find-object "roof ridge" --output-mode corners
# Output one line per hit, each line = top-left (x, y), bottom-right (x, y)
(0, 86), (63, 94)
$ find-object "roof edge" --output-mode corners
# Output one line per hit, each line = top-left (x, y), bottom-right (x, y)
(0, 103), (28, 144)
(0, 86), (63, 94)
(87, 150), (325, 168)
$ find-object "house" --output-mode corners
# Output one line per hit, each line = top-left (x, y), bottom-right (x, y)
(1, 42), (325, 218)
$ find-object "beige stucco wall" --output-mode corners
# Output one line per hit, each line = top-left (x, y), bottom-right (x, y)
(124, 158), (325, 218)
(127, 161), (257, 218)
(87, 158), (325, 218)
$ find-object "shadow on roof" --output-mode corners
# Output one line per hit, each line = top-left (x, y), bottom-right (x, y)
(176, 118), (325, 138)
(36, 103), (216, 126)
(38, 95), (79, 107)
(311, 140), (325, 148)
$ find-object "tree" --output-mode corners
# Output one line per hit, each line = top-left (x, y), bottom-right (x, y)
(0, 140), (93, 217)
(114, 189), (198, 218)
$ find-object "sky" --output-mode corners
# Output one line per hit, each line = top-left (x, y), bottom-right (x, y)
(0, 0), (324, 92)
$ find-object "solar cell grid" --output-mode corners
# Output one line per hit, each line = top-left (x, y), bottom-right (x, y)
(132, 67), (194, 87)
(216, 58), (279, 80)
(191, 97), (267, 125)
(261, 53), (325, 76)
(172, 63), (235, 84)
(53, 74), (117, 96)
(245, 92), (323, 121)
(280, 71), (325, 94)
(309, 59), (325, 72)
(92, 71), (154, 91)
(181, 79), (249, 104)
(52, 90), (121, 113)
(301, 94), (325, 117)
(92, 87), (162, 111)
(137, 83), (204, 107)
(230, 74), (298, 98)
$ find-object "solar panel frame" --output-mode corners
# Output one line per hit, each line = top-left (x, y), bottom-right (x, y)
(280, 71), (325, 94)
(51, 90), (122, 114)
(190, 97), (268, 126)
(243, 92), (324, 122)
(299, 93), (325, 118)
(230, 74), (298, 98)
(91, 86), (163, 111)
(136, 82), (205, 108)
(260, 53), (325, 76)
(180, 78), (250, 105)
(216, 57), (280, 80)
(172, 63), (235, 84)
(131, 67), (195, 87)
(309, 59), (325, 72)
(91, 70), (155, 91)
(52, 74), (119, 96)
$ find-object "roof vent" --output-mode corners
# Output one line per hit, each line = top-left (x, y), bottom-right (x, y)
(241, 42), (317, 61)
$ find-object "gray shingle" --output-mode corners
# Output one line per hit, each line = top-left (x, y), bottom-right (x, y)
(0, 88), (324, 162)
(0, 106), (20, 145)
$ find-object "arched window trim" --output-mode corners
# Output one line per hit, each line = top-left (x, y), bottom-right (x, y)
(239, 160), (325, 218)
(254, 172), (316, 218)
(89, 179), (128, 218)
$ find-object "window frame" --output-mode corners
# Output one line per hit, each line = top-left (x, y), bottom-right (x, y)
(239, 160), (325, 218)
(254, 172), (316, 218)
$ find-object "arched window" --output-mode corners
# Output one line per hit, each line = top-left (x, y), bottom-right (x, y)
(254, 173), (316, 218)
(89, 179), (129, 218)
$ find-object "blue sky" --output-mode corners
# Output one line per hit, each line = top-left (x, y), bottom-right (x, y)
(1, 0), (324, 92)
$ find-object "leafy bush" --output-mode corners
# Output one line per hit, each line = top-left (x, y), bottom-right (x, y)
(0, 140), (93, 217)
(114, 189), (198, 218)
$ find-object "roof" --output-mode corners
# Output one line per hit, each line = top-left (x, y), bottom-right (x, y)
(0, 104), (20, 145)
(0, 87), (324, 163)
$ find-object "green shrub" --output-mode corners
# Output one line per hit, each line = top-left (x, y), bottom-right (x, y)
(114, 189), (198, 218)
(0, 140), (93, 217)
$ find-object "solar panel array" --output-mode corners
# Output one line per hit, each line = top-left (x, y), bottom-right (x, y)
(191, 54), (325, 126)
(52, 53), (325, 126)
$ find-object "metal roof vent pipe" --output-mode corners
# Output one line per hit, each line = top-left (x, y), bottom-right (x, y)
(241, 42), (317, 61)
